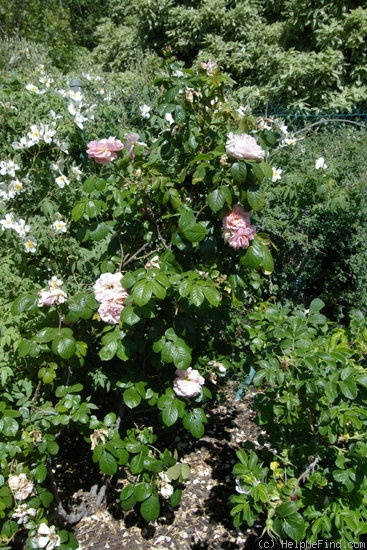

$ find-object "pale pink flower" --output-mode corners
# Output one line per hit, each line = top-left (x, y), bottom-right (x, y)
(98, 300), (125, 324)
(93, 272), (129, 324)
(38, 287), (68, 307)
(173, 367), (205, 398)
(226, 132), (265, 162)
(8, 474), (34, 501)
(93, 272), (125, 303)
(123, 132), (148, 160)
(86, 136), (124, 164)
(223, 205), (256, 250)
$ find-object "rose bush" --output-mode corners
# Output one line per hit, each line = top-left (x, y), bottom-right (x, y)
(0, 59), (276, 547)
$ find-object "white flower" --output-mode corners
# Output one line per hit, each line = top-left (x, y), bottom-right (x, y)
(8, 474), (34, 501)
(0, 159), (20, 176)
(69, 90), (83, 103)
(27, 125), (42, 145)
(23, 237), (37, 253)
(42, 125), (56, 144)
(0, 212), (16, 229)
(55, 175), (70, 188)
(52, 220), (67, 233)
(315, 156), (328, 170)
(9, 179), (24, 194)
(35, 523), (61, 550)
(25, 83), (40, 93)
(12, 136), (29, 150)
(139, 104), (151, 118)
(282, 136), (297, 146)
(173, 367), (205, 398)
(93, 272), (125, 303)
(70, 165), (83, 180)
(165, 113), (175, 125)
(13, 218), (31, 237)
(160, 481), (174, 499)
(271, 167), (283, 182)
(48, 276), (63, 288)
(236, 105), (250, 117)
(74, 113), (87, 129)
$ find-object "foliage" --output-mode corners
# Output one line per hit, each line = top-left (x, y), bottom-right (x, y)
(257, 122), (367, 319)
(231, 300), (367, 543)
(0, 58), (276, 546)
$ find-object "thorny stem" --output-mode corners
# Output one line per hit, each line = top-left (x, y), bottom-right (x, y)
(31, 380), (43, 412)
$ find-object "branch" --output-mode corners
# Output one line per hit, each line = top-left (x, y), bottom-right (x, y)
(297, 456), (320, 485)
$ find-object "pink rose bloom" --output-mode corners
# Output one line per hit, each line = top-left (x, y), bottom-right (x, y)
(226, 132), (265, 161)
(86, 136), (124, 164)
(98, 300), (125, 325)
(93, 272), (126, 303)
(223, 205), (256, 250)
(173, 367), (205, 398)
(38, 287), (68, 307)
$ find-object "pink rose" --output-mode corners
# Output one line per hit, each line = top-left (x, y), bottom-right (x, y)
(38, 287), (68, 307)
(93, 272), (126, 303)
(98, 300), (125, 324)
(86, 136), (124, 164)
(226, 132), (265, 162)
(223, 205), (256, 250)
(173, 367), (205, 398)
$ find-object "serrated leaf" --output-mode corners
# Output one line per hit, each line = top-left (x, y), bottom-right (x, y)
(183, 411), (205, 438)
(11, 294), (38, 315)
(247, 186), (265, 211)
(71, 201), (86, 222)
(182, 223), (207, 243)
(231, 162), (247, 184)
(1, 416), (19, 437)
(207, 187), (232, 213)
(121, 305), (141, 326)
(130, 452), (145, 475)
(282, 514), (306, 541)
(132, 281), (153, 306)
(202, 285), (221, 307)
(190, 285), (205, 306)
(161, 340), (192, 369)
(134, 482), (152, 502)
(241, 237), (274, 273)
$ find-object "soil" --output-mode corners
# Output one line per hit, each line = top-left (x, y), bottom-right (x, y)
(17, 382), (270, 549)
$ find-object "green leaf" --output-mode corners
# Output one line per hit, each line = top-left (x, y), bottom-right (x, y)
(339, 380), (358, 399)
(71, 201), (86, 222)
(207, 187), (232, 213)
(282, 514), (306, 541)
(99, 340), (118, 361)
(247, 186), (265, 211)
(231, 162), (247, 184)
(132, 280), (153, 306)
(241, 237), (274, 273)
(52, 335), (76, 359)
(1, 416), (19, 437)
(182, 223), (207, 243)
(140, 495), (160, 522)
(190, 285), (205, 307)
(169, 488), (182, 507)
(34, 463), (47, 483)
(11, 294), (38, 315)
(183, 410), (206, 438)
(89, 222), (110, 242)
(202, 286), (221, 307)
(34, 327), (58, 343)
(121, 305), (141, 326)
(134, 483), (152, 503)
(162, 402), (179, 427)
(99, 451), (118, 476)
(123, 387), (142, 409)
(161, 340), (192, 370)
(130, 452), (145, 475)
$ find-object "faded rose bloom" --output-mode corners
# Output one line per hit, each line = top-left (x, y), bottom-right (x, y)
(144, 255), (160, 269)
(12, 504), (37, 525)
(35, 523), (61, 550)
(86, 136), (123, 164)
(90, 428), (109, 450)
(38, 287), (67, 307)
(8, 473), (34, 501)
(222, 205), (256, 250)
(93, 272), (126, 303)
(160, 481), (174, 499)
(226, 132), (265, 162)
(123, 132), (148, 160)
(173, 367), (205, 398)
